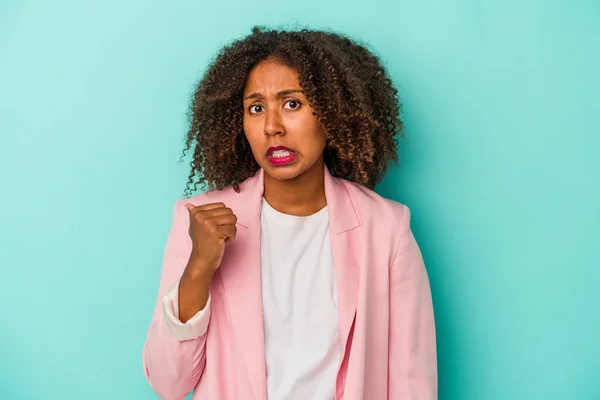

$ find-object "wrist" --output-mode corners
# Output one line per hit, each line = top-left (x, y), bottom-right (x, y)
(182, 259), (214, 285)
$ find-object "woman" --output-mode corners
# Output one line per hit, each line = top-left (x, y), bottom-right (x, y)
(142, 26), (437, 400)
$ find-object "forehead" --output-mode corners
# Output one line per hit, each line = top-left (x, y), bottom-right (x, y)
(243, 60), (301, 94)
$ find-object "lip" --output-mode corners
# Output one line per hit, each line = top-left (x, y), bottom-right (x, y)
(266, 146), (297, 166)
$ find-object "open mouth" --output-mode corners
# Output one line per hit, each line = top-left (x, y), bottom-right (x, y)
(266, 146), (297, 166)
(267, 146), (295, 157)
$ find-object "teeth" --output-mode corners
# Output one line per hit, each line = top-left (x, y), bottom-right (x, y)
(271, 150), (291, 158)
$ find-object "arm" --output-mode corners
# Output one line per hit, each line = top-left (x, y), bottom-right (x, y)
(388, 205), (438, 399)
(142, 199), (211, 400)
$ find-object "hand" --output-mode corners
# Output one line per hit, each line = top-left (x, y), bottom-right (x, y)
(183, 202), (237, 278)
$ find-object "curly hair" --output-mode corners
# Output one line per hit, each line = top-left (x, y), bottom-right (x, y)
(182, 26), (404, 196)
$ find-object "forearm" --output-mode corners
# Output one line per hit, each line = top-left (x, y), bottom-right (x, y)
(178, 259), (213, 323)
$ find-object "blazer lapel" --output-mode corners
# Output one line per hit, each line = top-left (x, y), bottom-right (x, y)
(218, 169), (266, 400)
(323, 167), (361, 360)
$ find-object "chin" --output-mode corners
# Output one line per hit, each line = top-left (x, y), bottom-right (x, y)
(266, 167), (303, 181)
(262, 161), (305, 181)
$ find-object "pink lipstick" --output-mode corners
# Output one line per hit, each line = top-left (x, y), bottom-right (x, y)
(266, 146), (297, 166)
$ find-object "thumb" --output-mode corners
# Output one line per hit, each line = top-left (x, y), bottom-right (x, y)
(184, 203), (195, 212)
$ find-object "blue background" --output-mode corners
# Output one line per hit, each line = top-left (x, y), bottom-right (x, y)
(1, 0), (599, 399)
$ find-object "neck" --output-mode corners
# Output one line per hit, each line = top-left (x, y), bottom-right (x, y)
(263, 161), (326, 217)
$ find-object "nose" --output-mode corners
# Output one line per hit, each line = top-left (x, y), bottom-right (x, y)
(264, 109), (284, 137)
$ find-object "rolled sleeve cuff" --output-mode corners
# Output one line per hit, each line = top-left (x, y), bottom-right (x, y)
(162, 278), (211, 341)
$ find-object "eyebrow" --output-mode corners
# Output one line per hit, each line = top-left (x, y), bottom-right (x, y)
(243, 89), (304, 101)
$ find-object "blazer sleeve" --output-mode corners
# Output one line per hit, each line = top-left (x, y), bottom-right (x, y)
(163, 277), (211, 341)
(142, 199), (209, 400)
(388, 205), (438, 399)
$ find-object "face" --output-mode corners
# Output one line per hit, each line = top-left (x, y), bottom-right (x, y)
(242, 59), (326, 182)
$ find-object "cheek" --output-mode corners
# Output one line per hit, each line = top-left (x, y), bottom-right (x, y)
(242, 116), (251, 137)
(243, 119), (261, 146)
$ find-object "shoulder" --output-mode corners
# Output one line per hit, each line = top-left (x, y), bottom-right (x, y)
(179, 184), (240, 208)
(175, 171), (262, 213)
(340, 178), (410, 228)
(167, 184), (241, 225)
(339, 178), (414, 260)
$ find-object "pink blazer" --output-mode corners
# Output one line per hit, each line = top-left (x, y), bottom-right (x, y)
(142, 165), (437, 399)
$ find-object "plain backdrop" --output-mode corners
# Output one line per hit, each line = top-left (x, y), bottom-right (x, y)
(1, 0), (599, 399)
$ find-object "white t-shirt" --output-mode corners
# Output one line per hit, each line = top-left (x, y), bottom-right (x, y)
(260, 198), (340, 399)
(163, 198), (340, 400)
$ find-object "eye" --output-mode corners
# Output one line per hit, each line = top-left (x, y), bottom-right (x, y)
(248, 104), (264, 114)
(284, 100), (301, 110)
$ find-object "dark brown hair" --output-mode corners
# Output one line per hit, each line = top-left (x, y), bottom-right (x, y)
(182, 26), (404, 195)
